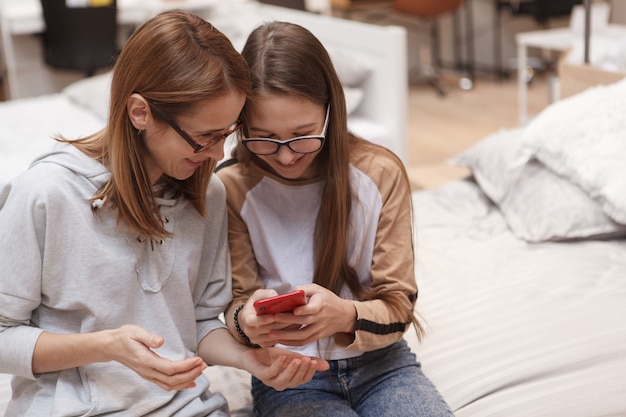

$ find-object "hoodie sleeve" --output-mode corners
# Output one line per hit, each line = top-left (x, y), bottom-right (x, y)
(193, 175), (232, 343)
(0, 178), (46, 379)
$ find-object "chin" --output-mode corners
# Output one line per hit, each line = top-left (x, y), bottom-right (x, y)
(274, 168), (307, 180)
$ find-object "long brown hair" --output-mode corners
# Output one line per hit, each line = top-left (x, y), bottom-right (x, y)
(235, 21), (423, 337)
(66, 10), (250, 239)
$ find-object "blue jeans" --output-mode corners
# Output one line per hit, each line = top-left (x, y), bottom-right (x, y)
(251, 339), (454, 417)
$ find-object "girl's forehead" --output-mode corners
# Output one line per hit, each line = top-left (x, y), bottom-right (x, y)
(247, 95), (321, 116)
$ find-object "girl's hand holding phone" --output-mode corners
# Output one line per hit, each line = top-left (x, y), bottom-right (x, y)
(240, 289), (304, 347)
(268, 284), (357, 346)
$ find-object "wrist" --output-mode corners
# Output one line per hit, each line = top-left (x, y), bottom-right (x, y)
(343, 300), (357, 333)
(95, 329), (115, 363)
(233, 304), (258, 347)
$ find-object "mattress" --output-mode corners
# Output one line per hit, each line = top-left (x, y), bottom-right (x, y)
(406, 179), (626, 417)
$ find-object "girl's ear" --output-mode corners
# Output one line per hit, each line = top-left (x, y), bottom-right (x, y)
(127, 93), (151, 131)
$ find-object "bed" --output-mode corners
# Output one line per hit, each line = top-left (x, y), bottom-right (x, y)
(413, 67), (626, 415)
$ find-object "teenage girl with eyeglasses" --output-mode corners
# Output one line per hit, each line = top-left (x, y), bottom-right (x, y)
(0, 12), (328, 416)
(216, 21), (453, 417)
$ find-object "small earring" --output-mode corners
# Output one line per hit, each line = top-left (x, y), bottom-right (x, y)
(137, 129), (143, 136)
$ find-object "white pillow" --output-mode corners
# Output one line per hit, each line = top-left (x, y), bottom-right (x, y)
(520, 78), (626, 224)
(343, 86), (364, 114)
(327, 46), (374, 88)
(62, 72), (112, 121)
(453, 127), (626, 242)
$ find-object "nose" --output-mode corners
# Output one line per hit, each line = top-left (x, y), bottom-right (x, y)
(202, 142), (225, 161)
(274, 144), (296, 164)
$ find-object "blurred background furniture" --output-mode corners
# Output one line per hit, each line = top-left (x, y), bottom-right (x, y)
(257, 0), (307, 11)
(0, 0), (219, 99)
(331, 0), (393, 18)
(497, 0), (584, 25)
(257, 0), (331, 14)
(494, 0), (584, 79)
(393, 0), (469, 96)
(515, 1), (623, 124)
(39, 0), (119, 77)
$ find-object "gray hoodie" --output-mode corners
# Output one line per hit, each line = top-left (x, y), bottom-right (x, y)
(0, 142), (232, 416)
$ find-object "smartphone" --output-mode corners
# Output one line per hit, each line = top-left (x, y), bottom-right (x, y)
(253, 290), (306, 315)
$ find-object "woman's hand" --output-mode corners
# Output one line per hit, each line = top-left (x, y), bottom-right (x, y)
(242, 347), (329, 391)
(33, 324), (207, 392)
(105, 325), (207, 391)
(267, 284), (357, 346)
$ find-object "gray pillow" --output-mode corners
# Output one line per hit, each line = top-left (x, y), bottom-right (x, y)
(452, 127), (626, 242)
(62, 72), (112, 121)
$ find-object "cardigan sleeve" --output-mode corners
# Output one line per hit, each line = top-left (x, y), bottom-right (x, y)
(216, 166), (265, 342)
(339, 147), (418, 351)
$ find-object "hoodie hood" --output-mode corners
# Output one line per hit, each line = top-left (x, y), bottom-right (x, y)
(30, 141), (111, 191)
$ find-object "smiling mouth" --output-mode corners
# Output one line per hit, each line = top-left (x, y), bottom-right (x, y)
(187, 159), (204, 167)
(279, 158), (300, 167)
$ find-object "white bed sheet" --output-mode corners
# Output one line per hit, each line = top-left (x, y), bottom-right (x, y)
(407, 179), (626, 417)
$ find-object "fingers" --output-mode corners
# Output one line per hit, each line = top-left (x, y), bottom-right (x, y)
(313, 358), (330, 371)
(289, 357), (317, 386)
(246, 347), (328, 391)
(149, 334), (165, 349)
(136, 331), (164, 350)
(115, 325), (165, 355)
(241, 305), (290, 347)
(147, 357), (207, 391)
(267, 355), (296, 382)
(249, 289), (279, 303)
(295, 283), (322, 296)
(264, 356), (322, 392)
(112, 326), (208, 391)
(268, 323), (322, 347)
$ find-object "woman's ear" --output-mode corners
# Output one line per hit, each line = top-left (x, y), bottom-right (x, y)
(127, 93), (150, 131)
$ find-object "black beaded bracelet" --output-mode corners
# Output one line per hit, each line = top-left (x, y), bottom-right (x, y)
(233, 304), (254, 346)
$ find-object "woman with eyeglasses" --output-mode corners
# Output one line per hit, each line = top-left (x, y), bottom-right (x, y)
(0, 11), (328, 416)
(216, 21), (453, 417)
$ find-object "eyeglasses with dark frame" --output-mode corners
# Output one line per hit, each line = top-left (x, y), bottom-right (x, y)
(241, 105), (330, 156)
(164, 118), (243, 154)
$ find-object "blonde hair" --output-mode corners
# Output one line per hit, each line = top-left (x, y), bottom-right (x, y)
(65, 10), (250, 239)
(235, 21), (423, 338)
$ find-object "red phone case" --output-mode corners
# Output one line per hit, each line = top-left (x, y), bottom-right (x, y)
(253, 290), (306, 315)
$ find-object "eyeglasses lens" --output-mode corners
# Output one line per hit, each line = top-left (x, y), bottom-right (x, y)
(245, 137), (322, 155)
